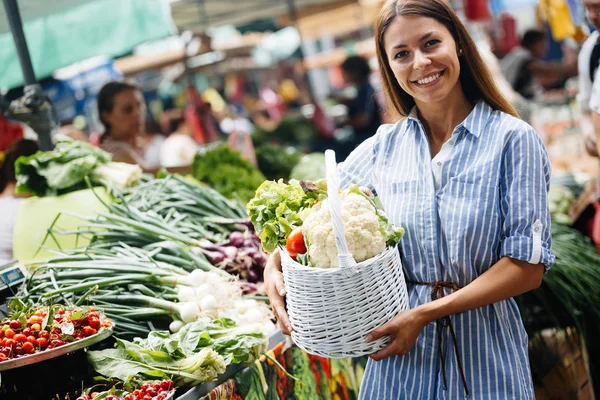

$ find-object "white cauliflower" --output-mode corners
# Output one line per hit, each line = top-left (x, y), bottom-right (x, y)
(302, 184), (403, 267)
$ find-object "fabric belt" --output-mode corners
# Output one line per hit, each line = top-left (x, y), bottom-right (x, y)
(407, 280), (470, 397)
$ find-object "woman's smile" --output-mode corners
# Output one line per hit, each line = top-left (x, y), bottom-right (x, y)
(411, 69), (446, 87)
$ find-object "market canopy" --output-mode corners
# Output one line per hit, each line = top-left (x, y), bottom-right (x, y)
(0, 0), (174, 89)
(170, 0), (355, 31)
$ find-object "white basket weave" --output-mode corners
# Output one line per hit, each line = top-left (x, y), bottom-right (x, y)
(281, 150), (409, 358)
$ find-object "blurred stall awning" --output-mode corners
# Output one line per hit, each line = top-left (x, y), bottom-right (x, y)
(0, 0), (174, 89)
(170, 0), (357, 32)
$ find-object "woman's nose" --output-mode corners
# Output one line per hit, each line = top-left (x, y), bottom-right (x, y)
(413, 50), (432, 70)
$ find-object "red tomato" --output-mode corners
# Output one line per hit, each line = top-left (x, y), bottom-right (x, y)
(50, 339), (64, 348)
(0, 353), (7, 361)
(26, 336), (36, 345)
(8, 320), (21, 330)
(4, 339), (16, 348)
(82, 326), (96, 337)
(88, 311), (99, 319)
(36, 337), (48, 349)
(22, 328), (32, 336)
(160, 381), (174, 391)
(13, 334), (26, 343)
(4, 329), (14, 339)
(88, 317), (100, 329)
(22, 342), (34, 353)
(39, 331), (50, 339)
(286, 227), (307, 259)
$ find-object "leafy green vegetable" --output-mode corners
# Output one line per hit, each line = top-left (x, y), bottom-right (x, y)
(88, 336), (227, 388)
(135, 318), (266, 365)
(192, 144), (265, 203)
(15, 135), (141, 196)
(16, 136), (111, 196)
(290, 153), (326, 182)
(88, 318), (267, 388)
(246, 180), (326, 253)
(252, 117), (318, 150)
(255, 143), (302, 181)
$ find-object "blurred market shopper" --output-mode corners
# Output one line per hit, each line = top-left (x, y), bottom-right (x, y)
(336, 55), (383, 160)
(159, 109), (199, 168)
(500, 29), (566, 99)
(580, 0), (600, 157)
(263, 0), (553, 398)
(0, 139), (39, 262)
(97, 81), (153, 170)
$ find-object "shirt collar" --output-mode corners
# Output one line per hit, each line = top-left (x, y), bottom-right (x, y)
(406, 100), (492, 138)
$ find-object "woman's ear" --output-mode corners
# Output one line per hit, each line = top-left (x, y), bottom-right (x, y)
(101, 110), (112, 127)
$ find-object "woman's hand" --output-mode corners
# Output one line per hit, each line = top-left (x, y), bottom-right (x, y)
(367, 307), (428, 361)
(264, 249), (293, 335)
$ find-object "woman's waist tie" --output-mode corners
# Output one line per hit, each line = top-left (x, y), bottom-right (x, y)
(407, 280), (470, 397)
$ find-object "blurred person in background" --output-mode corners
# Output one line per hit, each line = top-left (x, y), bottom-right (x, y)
(97, 81), (154, 170)
(142, 119), (166, 169)
(500, 29), (566, 99)
(336, 56), (383, 159)
(580, 0), (600, 157)
(159, 110), (198, 168)
(0, 139), (39, 262)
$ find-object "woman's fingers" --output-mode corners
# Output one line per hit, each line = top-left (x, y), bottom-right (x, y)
(369, 342), (398, 361)
(264, 248), (292, 334)
(274, 271), (287, 296)
(366, 317), (396, 342)
(270, 292), (292, 334)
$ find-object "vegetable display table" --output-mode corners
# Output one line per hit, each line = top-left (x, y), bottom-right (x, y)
(177, 332), (368, 400)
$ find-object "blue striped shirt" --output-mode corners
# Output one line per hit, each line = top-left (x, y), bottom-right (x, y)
(339, 101), (554, 399)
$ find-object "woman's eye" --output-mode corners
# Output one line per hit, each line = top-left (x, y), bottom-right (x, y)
(424, 39), (440, 48)
(394, 51), (409, 59)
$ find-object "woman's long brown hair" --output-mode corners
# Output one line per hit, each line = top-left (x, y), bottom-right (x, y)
(375, 0), (518, 120)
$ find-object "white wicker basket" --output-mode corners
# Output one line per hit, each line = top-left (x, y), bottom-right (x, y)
(281, 150), (409, 358)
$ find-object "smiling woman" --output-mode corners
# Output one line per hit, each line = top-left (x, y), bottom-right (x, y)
(262, 1), (554, 399)
(375, 0), (517, 121)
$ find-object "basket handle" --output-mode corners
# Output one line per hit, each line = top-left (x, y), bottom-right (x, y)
(325, 150), (357, 268)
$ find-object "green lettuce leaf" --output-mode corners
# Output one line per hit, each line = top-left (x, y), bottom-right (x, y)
(246, 180), (325, 253)
(15, 135), (112, 196)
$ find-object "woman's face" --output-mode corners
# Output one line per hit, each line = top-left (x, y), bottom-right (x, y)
(383, 15), (462, 106)
(103, 89), (145, 139)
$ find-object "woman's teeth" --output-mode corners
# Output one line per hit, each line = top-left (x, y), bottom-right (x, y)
(417, 72), (441, 85)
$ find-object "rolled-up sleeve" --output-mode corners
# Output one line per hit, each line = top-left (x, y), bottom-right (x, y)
(499, 126), (555, 271)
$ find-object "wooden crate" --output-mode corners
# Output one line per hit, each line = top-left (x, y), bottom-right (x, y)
(532, 328), (595, 400)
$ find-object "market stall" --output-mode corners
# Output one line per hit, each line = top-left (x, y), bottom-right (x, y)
(1, 0), (600, 398)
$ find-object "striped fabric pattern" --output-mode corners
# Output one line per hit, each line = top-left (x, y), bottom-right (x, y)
(338, 101), (554, 399)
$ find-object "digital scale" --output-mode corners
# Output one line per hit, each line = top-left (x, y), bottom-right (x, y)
(0, 260), (26, 295)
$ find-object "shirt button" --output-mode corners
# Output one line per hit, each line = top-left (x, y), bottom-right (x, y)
(437, 162), (442, 166)
(534, 226), (541, 233)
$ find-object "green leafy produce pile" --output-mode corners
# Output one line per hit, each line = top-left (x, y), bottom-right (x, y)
(255, 143), (302, 181)
(192, 144), (265, 203)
